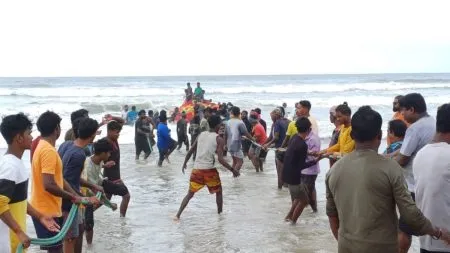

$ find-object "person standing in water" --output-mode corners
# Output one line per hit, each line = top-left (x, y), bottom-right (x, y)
(328, 105), (341, 167)
(0, 113), (60, 253)
(174, 115), (240, 220)
(283, 117), (322, 224)
(200, 107), (212, 132)
(248, 114), (267, 172)
(134, 110), (152, 160)
(126, 106), (138, 125)
(325, 106), (450, 253)
(157, 113), (176, 167)
(241, 110), (252, 157)
(188, 115), (201, 161)
(225, 106), (254, 171)
(263, 108), (290, 189)
(103, 121), (131, 218)
(176, 112), (189, 151)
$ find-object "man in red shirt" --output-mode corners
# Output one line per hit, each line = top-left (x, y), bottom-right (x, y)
(248, 114), (267, 172)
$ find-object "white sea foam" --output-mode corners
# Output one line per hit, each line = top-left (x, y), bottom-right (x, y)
(0, 75), (448, 148)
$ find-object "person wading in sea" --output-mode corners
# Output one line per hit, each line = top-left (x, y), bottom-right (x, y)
(174, 115), (240, 221)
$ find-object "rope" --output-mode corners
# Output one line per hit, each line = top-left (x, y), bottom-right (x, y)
(16, 192), (106, 253)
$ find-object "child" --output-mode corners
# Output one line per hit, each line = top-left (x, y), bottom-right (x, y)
(83, 138), (117, 245)
(384, 119), (407, 158)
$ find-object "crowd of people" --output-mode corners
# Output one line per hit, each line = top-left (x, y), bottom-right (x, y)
(0, 87), (449, 253)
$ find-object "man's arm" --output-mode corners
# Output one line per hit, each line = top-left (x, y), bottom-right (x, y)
(325, 172), (339, 240)
(80, 178), (103, 193)
(396, 128), (418, 167)
(216, 136), (239, 176)
(390, 163), (435, 235)
(43, 174), (78, 200)
(281, 135), (291, 148)
(182, 141), (198, 173)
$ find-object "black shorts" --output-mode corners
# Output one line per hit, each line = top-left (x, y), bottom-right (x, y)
(103, 180), (129, 197)
(276, 150), (285, 162)
(242, 140), (251, 154)
(135, 138), (151, 155)
(84, 205), (94, 231)
(399, 192), (420, 236)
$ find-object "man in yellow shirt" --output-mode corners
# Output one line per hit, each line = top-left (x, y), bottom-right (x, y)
(281, 100), (319, 148)
(318, 102), (355, 157)
(0, 113), (60, 253)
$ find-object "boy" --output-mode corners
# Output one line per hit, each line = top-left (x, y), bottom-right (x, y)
(83, 138), (118, 245)
(0, 113), (60, 253)
(283, 117), (321, 224)
(176, 112), (189, 151)
(134, 110), (151, 160)
(58, 117), (103, 253)
(175, 115), (240, 220)
(384, 119), (407, 158)
(103, 121), (131, 218)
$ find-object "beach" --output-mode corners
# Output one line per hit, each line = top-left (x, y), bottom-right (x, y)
(0, 74), (443, 252)
(10, 140), (418, 253)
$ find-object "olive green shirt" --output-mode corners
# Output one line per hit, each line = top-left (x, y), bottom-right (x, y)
(325, 149), (433, 253)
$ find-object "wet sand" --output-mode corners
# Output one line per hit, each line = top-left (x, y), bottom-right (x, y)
(16, 141), (419, 253)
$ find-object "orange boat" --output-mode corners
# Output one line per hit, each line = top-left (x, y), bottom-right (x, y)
(173, 100), (219, 122)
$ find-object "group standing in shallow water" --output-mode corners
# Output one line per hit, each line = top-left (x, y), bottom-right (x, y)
(1, 86), (450, 253)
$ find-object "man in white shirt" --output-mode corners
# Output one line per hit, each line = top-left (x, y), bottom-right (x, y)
(396, 93), (436, 253)
(413, 103), (450, 253)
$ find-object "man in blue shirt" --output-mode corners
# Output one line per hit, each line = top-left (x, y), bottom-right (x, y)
(157, 113), (176, 167)
(126, 106), (138, 125)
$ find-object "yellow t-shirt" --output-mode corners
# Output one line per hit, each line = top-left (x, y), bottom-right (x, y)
(30, 139), (64, 217)
(327, 125), (355, 154)
(286, 121), (298, 137)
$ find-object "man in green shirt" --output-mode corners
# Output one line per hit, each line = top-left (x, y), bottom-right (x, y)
(194, 82), (203, 101)
(325, 106), (450, 253)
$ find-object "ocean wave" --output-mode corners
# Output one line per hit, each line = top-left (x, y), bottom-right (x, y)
(1, 81), (449, 98)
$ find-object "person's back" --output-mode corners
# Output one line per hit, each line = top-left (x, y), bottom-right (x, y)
(226, 117), (246, 152)
(327, 151), (404, 249)
(157, 122), (170, 149)
(193, 131), (218, 169)
(127, 110), (138, 123)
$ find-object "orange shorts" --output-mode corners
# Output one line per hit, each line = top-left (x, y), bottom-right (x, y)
(189, 169), (222, 194)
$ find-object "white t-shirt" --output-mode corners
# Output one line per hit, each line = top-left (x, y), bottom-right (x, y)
(413, 142), (450, 252)
(0, 154), (29, 253)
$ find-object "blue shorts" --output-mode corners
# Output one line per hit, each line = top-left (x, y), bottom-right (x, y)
(63, 208), (83, 240)
(32, 216), (63, 250)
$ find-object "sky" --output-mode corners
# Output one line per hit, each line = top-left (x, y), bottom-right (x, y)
(1, 0), (450, 77)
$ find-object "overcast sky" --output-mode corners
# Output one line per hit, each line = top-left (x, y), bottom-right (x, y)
(1, 0), (449, 77)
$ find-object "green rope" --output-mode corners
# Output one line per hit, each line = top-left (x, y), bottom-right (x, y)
(16, 192), (104, 253)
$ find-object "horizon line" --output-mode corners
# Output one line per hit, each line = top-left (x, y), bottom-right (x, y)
(1, 71), (450, 79)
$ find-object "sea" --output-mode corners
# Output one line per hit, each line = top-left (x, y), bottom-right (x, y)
(0, 73), (449, 149)
(0, 73), (448, 252)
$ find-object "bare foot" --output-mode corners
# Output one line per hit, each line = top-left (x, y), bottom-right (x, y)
(173, 216), (180, 222)
(284, 216), (292, 222)
(111, 203), (118, 211)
